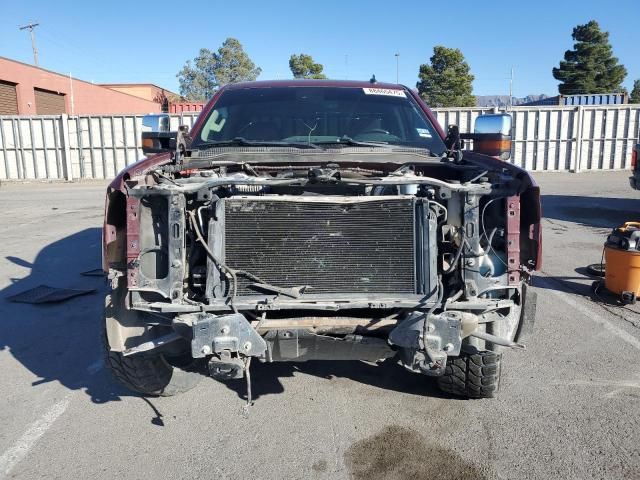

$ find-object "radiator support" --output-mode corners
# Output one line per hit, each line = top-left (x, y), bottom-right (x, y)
(205, 195), (437, 307)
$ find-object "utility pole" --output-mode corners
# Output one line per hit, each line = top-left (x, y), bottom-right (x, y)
(19, 22), (40, 66)
(395, 53), (400, 84)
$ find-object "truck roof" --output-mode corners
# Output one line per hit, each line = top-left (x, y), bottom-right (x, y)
(222, 79), (408, 91)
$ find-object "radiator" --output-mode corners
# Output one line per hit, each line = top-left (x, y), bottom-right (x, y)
(215, 196), (428, 296)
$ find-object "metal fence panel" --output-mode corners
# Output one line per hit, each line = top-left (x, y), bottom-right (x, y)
(0, 108), (638, 180)
(0, 113), (201, 180)
(433, 105), (640, 172)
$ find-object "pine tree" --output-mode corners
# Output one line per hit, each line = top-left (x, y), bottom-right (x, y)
(213, 38), (262, 86)
(630, 80), (640, 104)
(552, 21), (626, 95)
(289, 54), (327, 79)
(416, 46), (475, 107)
(177, 38), (261, 101)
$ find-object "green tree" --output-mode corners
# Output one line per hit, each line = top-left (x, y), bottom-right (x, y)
(416, 46), (475, 107)
(552, 21), (627, 95)
(213, 38), (262, 86)
(630, 80), (640, 104)
(177, 49), (217, 101)
(289, 54), (327, 79)
(177, 38), (261, 101)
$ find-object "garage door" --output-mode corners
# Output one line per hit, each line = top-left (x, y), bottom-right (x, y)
(34, 87), (66, 114)
(0, 80), (18, 115)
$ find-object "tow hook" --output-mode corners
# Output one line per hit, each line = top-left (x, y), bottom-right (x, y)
(208, 351), (245, 380)
(178, 312), (267, 407)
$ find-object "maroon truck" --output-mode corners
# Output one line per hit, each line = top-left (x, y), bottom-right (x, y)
(102, 80), (541, 401)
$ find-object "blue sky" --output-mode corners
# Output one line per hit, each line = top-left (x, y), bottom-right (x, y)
(1, 0), (638, 97)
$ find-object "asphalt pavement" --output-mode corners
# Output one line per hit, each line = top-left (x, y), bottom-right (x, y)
(0, 171), (639, 480)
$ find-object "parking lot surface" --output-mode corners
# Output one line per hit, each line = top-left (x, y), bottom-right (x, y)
(0, 171), (639, 480)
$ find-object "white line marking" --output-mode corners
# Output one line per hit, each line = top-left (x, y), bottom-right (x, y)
(539, 279), (640, 351)
(564, 379), (640, 389)
(0, 396), (71, 479)
(555, 379), (640, 398)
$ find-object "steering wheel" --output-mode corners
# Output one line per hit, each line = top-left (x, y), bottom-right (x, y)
(359, 128), (390, 135)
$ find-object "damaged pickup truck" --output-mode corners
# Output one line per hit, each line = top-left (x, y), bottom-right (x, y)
(103, 80), (541, 400)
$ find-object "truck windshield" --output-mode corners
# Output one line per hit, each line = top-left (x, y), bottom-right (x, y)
(193, 86), (446, 154)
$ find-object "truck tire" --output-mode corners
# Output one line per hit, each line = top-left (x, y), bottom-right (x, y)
(104, 332), (202, 397)
(104, 282), (202, 397)
(437, 350), (501, 399)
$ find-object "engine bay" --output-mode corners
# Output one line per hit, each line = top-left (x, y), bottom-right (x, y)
(104, 155), (538, 386)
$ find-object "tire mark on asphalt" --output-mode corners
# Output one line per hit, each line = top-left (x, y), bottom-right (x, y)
(0, 395), (71, 479)
(537, 276), (640, 350)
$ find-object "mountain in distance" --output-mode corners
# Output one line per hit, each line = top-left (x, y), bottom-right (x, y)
(475, 94), (550, 107)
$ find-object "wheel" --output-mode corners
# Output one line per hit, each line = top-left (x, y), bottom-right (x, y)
(103, 284), (202, 396)
(437, 350), (502, 399)
(586, 263), (606, 277)
(621, 291), (637, 305)
(104, 331), (202, 396)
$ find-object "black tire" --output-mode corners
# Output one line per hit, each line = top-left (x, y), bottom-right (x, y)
(104, 331), (202, 396)
(102, 286), (202, 397)
(586, 263), (606, 277)
(437, 350), (502, 399)
(107, 352), (202, 397)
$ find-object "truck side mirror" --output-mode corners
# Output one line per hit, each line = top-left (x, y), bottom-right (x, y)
(471, 113), (512, 160)
(141, 114), (177, 155)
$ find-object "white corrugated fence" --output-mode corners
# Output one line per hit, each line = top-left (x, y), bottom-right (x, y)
(0, 105), (639, 180)
(0, 113), (199, 180)
(432, 105), (640, 172)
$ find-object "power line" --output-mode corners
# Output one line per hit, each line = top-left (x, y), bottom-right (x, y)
(19, 22), (40, 66)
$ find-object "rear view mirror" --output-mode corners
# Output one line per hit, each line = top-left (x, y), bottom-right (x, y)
(142, 114), (171, 133)
(472, 114), (512, 160)
(474, 113), (511, 136)
(141, 114), (176, 155)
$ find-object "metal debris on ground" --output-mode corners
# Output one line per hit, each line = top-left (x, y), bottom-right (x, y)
(81, 268), (107, 277)
(7, 285), (96, 304)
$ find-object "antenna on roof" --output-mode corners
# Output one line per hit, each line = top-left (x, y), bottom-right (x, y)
(370, 74), (377, 84)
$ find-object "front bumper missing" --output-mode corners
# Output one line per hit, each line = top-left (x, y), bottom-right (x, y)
(125, 306), (524, 380)
(264, 330), (395, 362)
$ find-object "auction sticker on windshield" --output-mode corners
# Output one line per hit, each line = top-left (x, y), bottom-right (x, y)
(362, 87), (406, 97)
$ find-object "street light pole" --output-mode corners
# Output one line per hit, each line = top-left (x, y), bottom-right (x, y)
(19, 22), (40, 66)
(395, 53), (400, 84)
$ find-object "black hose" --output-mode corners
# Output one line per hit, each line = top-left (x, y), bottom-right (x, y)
(443, 236), (467, 274)
(187, 210), (272, 301)
(486, 227), (497, 249)
(187, 210), (239, 299)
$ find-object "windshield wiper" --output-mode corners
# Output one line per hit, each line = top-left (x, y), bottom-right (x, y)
(313, 136), (393, 148)
(197, 137), (322, 150)
(335, 136), (439, 156)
